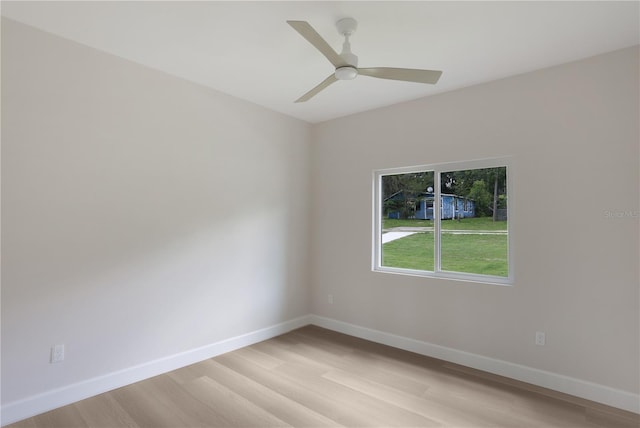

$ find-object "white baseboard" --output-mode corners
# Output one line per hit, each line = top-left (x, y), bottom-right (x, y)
(0, 315), (312, 426)
(309, 315), (639, 414)
(3, 313), (637, 426)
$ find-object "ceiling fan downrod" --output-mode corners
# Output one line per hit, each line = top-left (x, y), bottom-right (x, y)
(335, 18), (358, 80)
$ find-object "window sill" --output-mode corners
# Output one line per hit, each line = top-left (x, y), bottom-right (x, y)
(373, 266), (514, 286)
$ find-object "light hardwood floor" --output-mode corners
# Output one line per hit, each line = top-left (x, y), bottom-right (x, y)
(8, 325), (639, 428)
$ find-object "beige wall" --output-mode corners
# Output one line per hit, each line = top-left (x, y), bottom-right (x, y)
(1, 18), (311, 404)
(310, 46), (639, 394)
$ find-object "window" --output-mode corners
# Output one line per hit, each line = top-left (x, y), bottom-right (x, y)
(373, 158), (512, 285)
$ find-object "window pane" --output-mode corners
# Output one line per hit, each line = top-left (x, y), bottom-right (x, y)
(381, 171), (434, 270)
(439, 167), (508, 277)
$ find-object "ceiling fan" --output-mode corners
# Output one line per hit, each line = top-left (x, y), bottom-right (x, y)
(287, 18), (442, 103)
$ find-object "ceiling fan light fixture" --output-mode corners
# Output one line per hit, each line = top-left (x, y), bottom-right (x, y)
(335, 66), (358, 80)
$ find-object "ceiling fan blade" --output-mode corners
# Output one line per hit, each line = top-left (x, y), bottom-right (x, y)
(358, 67), (442, 84)
(287, 20), (347, 68)
(295, 74), (338, 103)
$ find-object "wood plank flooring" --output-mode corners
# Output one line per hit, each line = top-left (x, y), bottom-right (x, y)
(8, 325), (639, 427)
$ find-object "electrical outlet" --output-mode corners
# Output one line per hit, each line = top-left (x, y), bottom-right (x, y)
(535, 331), (546, 346)
(51, 344), (65, 363)
(328, 294), (334, 304)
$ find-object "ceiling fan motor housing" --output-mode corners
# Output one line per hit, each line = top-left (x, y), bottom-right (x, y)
(335, 66), (358, 80)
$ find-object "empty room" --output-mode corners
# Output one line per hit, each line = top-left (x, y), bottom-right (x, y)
(1, 1), (638, 427)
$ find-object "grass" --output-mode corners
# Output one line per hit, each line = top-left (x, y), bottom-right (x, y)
(382, 231), (508, 277)
(383, 216), (507, 231)
(382, 232), (435, 271)
(383, 218), (434, 228)
(440, 234), (509, 276)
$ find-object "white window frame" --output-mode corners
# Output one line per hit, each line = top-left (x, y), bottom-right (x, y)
(372, 157), (513, 286)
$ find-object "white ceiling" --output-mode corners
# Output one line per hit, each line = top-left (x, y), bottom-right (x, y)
(2, 1), (639, 123)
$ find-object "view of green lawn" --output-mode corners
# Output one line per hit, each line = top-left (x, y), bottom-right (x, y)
(381, 217), (508, 277)
(441, 234), (508, 276)
(382, 232), (435, 271)
(382, 217), (507, 231)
